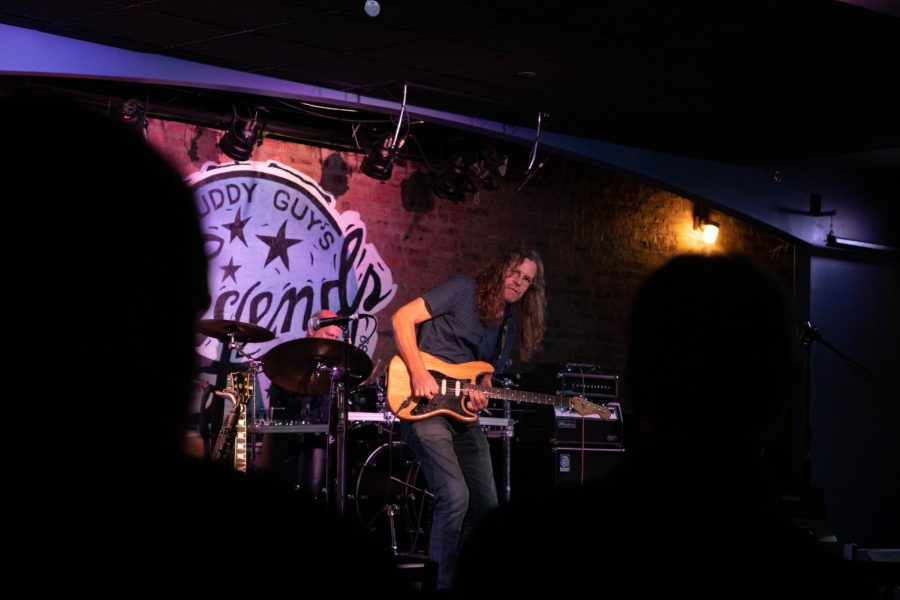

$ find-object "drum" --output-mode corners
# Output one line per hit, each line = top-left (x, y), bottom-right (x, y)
(349, 383), (385, 413)
(352, 440), (431, 555)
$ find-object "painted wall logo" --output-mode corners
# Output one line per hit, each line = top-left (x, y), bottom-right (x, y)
(187, 160), (396, 363)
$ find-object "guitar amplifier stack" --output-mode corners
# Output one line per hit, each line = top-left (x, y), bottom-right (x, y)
(510, 364), (624, 497)
(514, 364), (623, 448)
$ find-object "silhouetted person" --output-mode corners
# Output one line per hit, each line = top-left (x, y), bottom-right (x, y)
(4, 92), (405, 594)
(457, 254), (877, 597)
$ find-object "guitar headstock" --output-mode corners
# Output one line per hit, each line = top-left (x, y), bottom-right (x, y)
(228, 371), (254, 405)
(570, 397), (612, 420)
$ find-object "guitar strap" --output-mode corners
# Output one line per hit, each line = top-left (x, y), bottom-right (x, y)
(492, 312), (512, 371)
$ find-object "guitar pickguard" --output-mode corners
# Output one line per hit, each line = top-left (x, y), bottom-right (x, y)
(409, 393), (469, 419)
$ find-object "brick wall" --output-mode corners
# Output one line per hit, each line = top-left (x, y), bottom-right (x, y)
(150, 119), (794, 387)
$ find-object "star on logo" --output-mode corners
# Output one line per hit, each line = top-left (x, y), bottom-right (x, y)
(221, 208), (251, 246)
(257, 221), (302, 269)
(220, 257), (241, 283)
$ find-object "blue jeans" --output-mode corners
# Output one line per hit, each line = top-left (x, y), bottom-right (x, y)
(402, 417), (498, 590)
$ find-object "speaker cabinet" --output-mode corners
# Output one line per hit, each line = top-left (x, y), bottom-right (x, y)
(552, 446), (624, 487)
(511, 445), (625, 500)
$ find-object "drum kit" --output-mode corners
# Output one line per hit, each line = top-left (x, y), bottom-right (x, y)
(196, 318), (430, 554)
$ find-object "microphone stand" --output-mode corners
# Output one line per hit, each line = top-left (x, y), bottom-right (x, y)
(331, 322), (354, 516)
(799, 321), (873, 516)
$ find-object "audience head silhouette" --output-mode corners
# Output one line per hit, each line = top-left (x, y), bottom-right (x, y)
(626, 253), (801, 456)
(5, 93), (410, 593)
(4, 92), (209, 462)
(457, 254), (875, 598)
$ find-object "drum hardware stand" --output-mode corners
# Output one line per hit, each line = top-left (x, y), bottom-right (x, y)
(385, 474), (433, 554)
(328, 322), (355, 516)
(492, 376), (518, 504)
(335, 317), (378, 514)
(331, 318), (377, 514)
(384, 504), (400, 556)
(502, 399), (513, 504)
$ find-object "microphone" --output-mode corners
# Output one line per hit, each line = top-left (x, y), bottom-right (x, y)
(308, 313), (366, 330)
(798, 320), (824, 344)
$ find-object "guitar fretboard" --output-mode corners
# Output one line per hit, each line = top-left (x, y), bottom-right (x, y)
(463, 383), (575, 409)
(444, 381), (610, 418)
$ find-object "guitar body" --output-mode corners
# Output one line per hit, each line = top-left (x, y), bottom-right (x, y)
(387, 352), (495, 423)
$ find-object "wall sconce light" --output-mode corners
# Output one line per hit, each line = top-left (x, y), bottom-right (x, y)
(701, 220), (720, 244)
(219, 107), (267, 162)
(694, 205), (720, 245)
(360, 83), (408, 181)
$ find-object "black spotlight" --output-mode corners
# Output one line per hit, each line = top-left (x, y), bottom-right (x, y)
(433, 156), (476, 201)
(360, 83), (408, 181)
(118, 99), (147, 137)
(476, 146), (508, 191)
(219, 107), (267, 162)
(478, 168), (500, 191)
(360, 135), (402, 181)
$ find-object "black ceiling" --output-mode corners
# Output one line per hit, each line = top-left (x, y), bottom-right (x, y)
(2, 0), (900, 166)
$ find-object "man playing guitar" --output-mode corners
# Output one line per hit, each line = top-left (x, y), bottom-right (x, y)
(390, 247), (547, 590)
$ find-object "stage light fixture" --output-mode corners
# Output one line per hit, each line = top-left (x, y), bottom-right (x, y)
(360, 84), (408, 181)
(433, 156), (476, 201)
(219, 107), (267, 162)
(360, 134), (406, 180)
(118, 99), (147, 137)
(474, 146), (508, 191)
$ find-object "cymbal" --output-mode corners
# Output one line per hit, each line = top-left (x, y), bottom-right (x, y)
(196, 319), (275, 343)
(263, 338), (373, 395)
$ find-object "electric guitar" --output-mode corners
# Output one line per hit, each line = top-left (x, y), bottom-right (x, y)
(387, 352), (612, 423)
(211, 370), (253, 472)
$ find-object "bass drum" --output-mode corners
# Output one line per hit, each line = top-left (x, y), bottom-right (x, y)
(353, 440), (431, 555)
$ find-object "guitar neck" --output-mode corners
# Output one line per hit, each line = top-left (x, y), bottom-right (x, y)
(464, 383), (575, 410)
(234, 411), (247, 473)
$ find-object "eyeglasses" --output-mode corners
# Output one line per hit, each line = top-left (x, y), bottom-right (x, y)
(509, 267), (534, 286)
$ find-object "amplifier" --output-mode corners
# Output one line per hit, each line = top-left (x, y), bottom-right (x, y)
(553, 446), (625, 487)
(558, 372), (618, 399)
(518, 366), (618, 400)
(511, 445), (625, 498)
(554, 402), (623, 447)
(513, 402), (623, 447)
